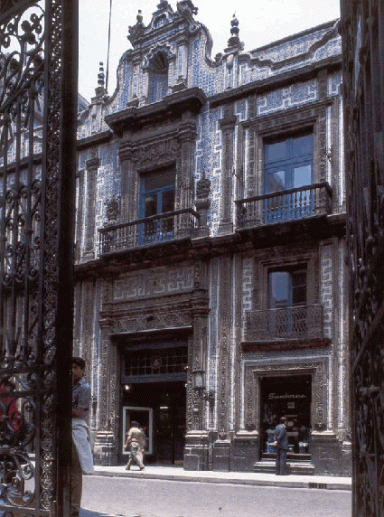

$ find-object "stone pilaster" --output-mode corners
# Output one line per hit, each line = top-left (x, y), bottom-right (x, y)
(93, 282), (120, 465)
(218, 112), (236, 235)
(184, 264), (210, 469)
(83, 153), (100, 257)
(212, 255), (232, 471)
(177, 118), (197, 210)
(119, 142), (137, 223)
(194, 174), (210, 238)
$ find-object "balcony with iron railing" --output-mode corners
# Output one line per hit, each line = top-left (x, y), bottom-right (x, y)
(244, 304), (325, 343)
(99, 208), (199, 255)
(236, 182), (333, 230)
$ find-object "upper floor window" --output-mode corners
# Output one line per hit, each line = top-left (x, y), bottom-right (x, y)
(268, 267), (307, 309)
(264, 133), (313, 194)
(268, 266), (308, 337)
(139, 168), (175, 244)
(148, 51), (168, 103)
(264, 133), (313, 222)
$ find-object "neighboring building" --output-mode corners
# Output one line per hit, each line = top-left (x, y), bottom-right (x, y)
(74, 0), (350, 475)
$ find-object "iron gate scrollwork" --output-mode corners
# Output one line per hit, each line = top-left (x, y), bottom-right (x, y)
(0, 0), (78, 516)
(340, 0), (384, 516)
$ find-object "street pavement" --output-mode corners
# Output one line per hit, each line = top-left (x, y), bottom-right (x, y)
(80, 465), (352, 517)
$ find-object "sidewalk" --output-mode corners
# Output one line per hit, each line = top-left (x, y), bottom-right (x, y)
(92, 464), (351, 491)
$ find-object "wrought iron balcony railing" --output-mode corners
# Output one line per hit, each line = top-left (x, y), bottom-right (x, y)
(245, 305), (324, 342)
(236, 182), (333, 230)
(99, 208), (199, 254)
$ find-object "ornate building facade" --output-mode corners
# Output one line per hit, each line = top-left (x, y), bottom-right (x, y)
(74, 0), (351, 475)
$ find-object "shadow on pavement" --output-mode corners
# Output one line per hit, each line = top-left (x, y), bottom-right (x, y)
(80, 511), (109, 517)
(80, 510), (137, 517)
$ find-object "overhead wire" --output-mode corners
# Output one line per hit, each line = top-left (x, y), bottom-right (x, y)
(105, 0), (113, 92)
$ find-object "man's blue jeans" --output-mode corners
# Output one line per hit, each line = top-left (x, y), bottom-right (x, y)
(276, 449), (288, 475)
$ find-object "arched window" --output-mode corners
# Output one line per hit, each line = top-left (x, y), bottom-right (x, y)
(148, 51), (168, 103)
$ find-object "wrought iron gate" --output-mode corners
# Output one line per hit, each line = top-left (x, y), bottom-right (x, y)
(340, 0), (384, 515)
(0, 0), (78, 515)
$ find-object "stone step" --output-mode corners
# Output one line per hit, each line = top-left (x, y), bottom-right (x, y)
(262, 452), (312, 461)
(254, 460), (315, 475)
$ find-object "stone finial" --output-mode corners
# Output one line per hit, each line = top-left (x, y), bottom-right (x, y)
(128, 9), (145, 44)
(97, 62), (105, 88)
(177, 0), (198, 17)
(157, 0), (169, 9)
(136, 9), (143, 24)
(231, 13), (239, 37)
(227, 13), (243, 50)
(94, 62), (107, 98)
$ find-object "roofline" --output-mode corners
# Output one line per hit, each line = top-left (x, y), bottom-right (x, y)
(248, 18), (340, 55)
(209, 54), (342, 107)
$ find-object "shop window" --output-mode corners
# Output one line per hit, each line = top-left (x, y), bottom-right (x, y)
(139, 168), (175, 245)
(261, 375), (311, 456)
(264, 133), (313, 222)
(148, 51), (168, 103)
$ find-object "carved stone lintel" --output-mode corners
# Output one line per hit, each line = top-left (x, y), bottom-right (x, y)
(120, 137), (180, 168)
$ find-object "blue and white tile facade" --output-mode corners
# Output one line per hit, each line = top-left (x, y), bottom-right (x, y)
(74, 1), (350, 475)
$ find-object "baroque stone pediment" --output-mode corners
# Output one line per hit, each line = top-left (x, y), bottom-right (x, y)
(128, 1), (200, 48)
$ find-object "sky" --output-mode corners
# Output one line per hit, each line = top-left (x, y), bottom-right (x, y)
(78, 0), (340, 101)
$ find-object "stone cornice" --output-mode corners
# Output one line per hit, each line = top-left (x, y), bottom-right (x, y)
(241, 338), (331, 352)
(105, 88), (207, 137)
(77, 130), (113, 151)
(209, 55), (341, 108)
(74, 212), (346, 281)
(242, 97), (334, 130)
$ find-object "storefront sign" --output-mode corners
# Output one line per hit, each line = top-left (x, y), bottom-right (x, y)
(268, 392), (307, 400)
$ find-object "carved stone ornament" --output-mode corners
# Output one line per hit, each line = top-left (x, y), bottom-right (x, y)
(105, 197), (120, 222)
(143, 43), (176, 70)
(127, 138), (180, 169)
(196, 175), (211, 199)
(111, 307), (193, 334)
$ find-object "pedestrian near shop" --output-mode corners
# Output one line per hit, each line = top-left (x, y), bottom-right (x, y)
(273, 416), (289, 475)
(125, 421), (146, 470)
(71, 357), (94, 516)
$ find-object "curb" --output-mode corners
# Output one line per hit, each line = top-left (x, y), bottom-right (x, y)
(90, 469), (352, 491)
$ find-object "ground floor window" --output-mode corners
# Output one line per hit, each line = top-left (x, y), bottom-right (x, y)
(260, 374), (311, 457)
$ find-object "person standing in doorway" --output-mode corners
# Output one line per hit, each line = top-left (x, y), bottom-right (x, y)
(71, 357), (94, 516)
(125, 420), (146, 470)
(273, 416), (289, 475)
